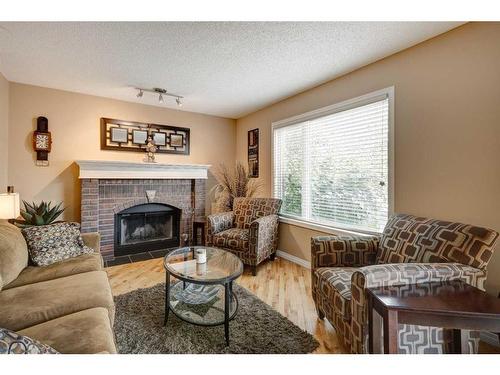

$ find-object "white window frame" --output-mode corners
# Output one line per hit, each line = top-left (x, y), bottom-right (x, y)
(271, 86), (395, 236)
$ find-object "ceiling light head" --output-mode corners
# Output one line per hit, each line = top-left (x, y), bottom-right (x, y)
(135, 87), (183, 106)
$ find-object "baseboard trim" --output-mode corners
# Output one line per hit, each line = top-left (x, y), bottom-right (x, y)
(276, 250), (311, 269)
(480, 331), (500, 347)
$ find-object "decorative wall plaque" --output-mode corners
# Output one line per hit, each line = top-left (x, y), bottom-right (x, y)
(248, 128), (259, 178)
(100, 118), (190, 155)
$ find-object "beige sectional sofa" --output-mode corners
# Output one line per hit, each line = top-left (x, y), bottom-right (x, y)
(0, 220), (117, 354)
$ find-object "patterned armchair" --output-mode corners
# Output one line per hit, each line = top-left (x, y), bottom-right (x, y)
(311, 214), (498, 354)
(206, 197), (282, 276)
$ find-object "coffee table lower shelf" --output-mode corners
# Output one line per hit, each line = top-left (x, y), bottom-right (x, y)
(163, 270), (238, 346)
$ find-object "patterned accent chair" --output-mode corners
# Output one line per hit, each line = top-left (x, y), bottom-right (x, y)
(206, 197), (282, 276)
(311, 213), (499, 354)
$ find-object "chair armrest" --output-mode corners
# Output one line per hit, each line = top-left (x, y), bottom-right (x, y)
(250, 215), (279, 241)
(249, 214), (280, 262)
(81, 232), (101, 252)
(311, 234), (379, 269)
(207, 211), (234, 234)
(206, 212), (235, 245)
(349, 262), (486, 354)
(352, 263), (486, 290)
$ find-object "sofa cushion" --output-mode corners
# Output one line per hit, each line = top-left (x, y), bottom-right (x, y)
(19, 308), (116, 354)
(80, 232), (101, 252)
(233, 198), (282, 229)
(0, 327), (58, 354)
(0, 271), (115, 331)
(213, 228), (249, 251)
(315, 267), (358, 320)
(376, 214), (499, 269)
(0, 220), (29, 290)
(3, 253), (103, 290)
(21, 222), (94, 266)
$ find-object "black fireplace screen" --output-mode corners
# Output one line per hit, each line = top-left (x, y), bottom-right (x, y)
(115, 203), (180, 256)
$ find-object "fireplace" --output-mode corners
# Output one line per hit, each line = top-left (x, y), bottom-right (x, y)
(114, 203), (181, 256)
(77, 160), (209, 260)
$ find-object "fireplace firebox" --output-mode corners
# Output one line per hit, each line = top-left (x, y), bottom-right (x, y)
(114, 203), (180, 256)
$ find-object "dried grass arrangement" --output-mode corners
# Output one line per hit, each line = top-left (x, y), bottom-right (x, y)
(211, 162), (263, 212)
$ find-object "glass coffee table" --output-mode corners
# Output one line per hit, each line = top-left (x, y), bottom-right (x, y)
(163, 246), (244, 346)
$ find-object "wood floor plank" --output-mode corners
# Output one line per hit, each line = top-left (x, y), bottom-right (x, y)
(105, 255), (499, 354)
(106, 255), (342, 353)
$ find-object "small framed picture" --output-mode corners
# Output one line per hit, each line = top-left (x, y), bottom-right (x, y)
(110, 127), (128, 143)
(170, 134), (184, 147)
(152, 132), (167, 146)
(132, 129), (148, 145)
(248, 128), (259, 178)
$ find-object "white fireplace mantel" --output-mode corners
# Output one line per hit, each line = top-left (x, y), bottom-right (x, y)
(75, 160), (211, 180)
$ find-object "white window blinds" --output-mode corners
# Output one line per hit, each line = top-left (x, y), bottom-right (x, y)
(273, 94), (390, 233)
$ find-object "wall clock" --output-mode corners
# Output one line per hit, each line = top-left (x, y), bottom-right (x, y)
(33, 116), (52, 166)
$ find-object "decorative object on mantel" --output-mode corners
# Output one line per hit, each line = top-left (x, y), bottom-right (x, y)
(101, 118), (190, 155)
(248, 128), (259, 178)
(13, 200), (65, 228)
(135, 87), (183, 107)
(211, 162), (262, 212)
(144, 135), (158, 163)
(33, 116), (52, 167)
(145, 190), (156, 202)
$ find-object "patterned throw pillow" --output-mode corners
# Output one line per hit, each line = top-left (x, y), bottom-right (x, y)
(0, 327), (58, 354)
(21, 222), (94, 266)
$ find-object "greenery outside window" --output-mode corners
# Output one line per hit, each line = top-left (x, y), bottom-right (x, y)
(272, 88), (393, 234)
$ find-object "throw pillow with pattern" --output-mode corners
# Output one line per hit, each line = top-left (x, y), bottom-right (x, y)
(0, 327), (58, 354)
(21, 222), (94, 266)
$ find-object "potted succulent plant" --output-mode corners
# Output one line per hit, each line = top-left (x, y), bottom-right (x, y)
(14, 201), (65, 227)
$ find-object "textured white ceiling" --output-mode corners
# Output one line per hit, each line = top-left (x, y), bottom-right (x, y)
(0, 22), (463, 118)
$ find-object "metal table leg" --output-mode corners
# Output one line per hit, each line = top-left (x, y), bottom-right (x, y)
(164, 270), (170, 326)
(224, 282), (230, 346)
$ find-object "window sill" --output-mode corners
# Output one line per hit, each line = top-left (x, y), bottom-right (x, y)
(278, 216), (381, 237)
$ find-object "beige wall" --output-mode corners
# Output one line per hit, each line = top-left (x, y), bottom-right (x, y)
(0, 73), (8, 190)
(8, 83), (236, 222)
(236, 22), (500, 294)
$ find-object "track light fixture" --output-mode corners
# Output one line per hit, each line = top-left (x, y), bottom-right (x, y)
(135, 87), (184, 107)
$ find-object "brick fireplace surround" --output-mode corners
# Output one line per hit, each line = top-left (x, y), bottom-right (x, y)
(77, 161), (209, 260)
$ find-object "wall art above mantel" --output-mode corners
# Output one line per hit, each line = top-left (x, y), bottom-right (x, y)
(100, 118), (190, 155)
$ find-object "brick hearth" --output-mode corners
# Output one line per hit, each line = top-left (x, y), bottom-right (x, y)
(80, 178), (206, 260)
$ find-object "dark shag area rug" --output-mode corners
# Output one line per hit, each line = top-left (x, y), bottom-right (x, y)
(114, 283), (319, 354)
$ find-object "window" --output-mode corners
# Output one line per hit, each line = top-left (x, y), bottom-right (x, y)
(272, 88), (393, 233)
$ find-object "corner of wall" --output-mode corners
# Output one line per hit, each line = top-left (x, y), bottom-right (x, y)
(0, 71), (9, 191)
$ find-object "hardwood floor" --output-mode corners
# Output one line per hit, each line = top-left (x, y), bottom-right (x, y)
(106, 256), (344, 353)
(106, 256), (499, 354)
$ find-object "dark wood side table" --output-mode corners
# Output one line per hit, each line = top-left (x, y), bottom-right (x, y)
(367, 280), (500, 354)
(193, 218), (206, 246)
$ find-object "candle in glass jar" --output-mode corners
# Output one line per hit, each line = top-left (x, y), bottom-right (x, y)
(195, 248), (207, 264)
